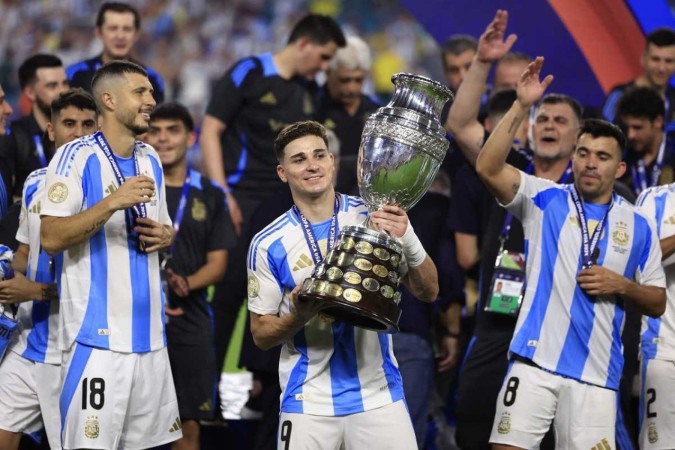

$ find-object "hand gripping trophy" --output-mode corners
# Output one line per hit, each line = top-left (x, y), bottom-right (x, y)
(299, 73), (452, 332)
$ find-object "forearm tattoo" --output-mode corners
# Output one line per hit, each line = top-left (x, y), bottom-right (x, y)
(83, 219), (106, 238)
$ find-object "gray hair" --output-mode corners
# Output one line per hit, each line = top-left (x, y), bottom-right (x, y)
(328, 36), (371, 72)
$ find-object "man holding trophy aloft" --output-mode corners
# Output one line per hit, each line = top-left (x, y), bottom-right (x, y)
(246, 72), (447, 450)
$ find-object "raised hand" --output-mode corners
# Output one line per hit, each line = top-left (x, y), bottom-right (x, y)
(516, 56), (554, 108)
(477, 10), (518, 63)
(110, 175), (155, 211)
(369, 205), (409, 238)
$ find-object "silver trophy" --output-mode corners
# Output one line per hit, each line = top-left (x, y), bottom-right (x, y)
(300, 73), (452, 332)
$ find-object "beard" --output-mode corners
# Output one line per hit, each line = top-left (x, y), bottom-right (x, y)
(36, 96), (51, 118)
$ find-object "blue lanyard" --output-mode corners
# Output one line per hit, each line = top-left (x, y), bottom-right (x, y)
(500, 160), (573, 240)
(93, 131), (147, 219)
(33, 134), (47, 168)
(293, 195), (340, 265)
(631, 134), (666, 196)
(167, 171), (192, 255)
(570, 185), (613, 269)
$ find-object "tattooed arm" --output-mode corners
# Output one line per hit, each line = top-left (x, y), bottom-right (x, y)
(476, 57), (553, 204)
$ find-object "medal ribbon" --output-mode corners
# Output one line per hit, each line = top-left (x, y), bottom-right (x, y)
(294, 195), (340, 265)
(570, 185), (613, 269)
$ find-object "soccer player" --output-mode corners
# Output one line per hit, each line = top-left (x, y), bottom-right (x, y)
(0, 83), (14, 135)
(40, 61), (179, 449)
(0, 88), (97, 450)
(67, 2), (165, 103)
(476, 57), (667, 449)
(146, 102), (235, 450)
(635, 185), (675, 449)
(247, 120), (438, 449)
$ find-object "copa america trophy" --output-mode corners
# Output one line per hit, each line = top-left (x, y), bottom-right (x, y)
(299, 73), (452, 333)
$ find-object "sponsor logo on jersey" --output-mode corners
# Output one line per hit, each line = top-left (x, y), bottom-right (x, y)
(293, 254), (313, 271)
(590, 438), (611, 450)
(169, 417), (182, 433)
(259, 92), (277, 105)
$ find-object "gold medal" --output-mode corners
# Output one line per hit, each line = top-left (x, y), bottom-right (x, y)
(326, 250), (338, 264)
(311, 280), (328, 294)
(390, 254), (400, 268)
(326, 267), (343, 281)
(373, 248), (390, 261)
(354, 258), (373, 272)
(355, 240), (374, 255)
(343, 288), (362, 303)
(372, 264), (388, 278)
(380, 285), (395, 299)
(341, 237), (356, 250)
(326, 283), (343, 297)
(362, 278), (380, 292)
(344, 271), (362, 285)
(336, 252), (354, 267)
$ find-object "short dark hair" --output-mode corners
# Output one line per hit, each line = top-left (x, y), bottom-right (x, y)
(287, 14), (346, 47)
(91, 60), (148, 109)
(51, 88), (97, 118)
(274, 121), (328, 161)
(615, 86), (665, 122)
(96, 2), (141, 30)
(577, 118), (627, 157)
(539, 93), (583, 123)
(18, 54), (63, 90)
(150, 102), (194, 131)
(442, 35), (477, 58)
(646, 27), (675, 49)
(488, 88), (517, 120)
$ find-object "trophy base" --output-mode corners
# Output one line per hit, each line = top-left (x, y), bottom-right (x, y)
(298, 225), (404, 334)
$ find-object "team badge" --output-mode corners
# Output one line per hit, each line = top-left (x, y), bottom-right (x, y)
(648, 422), (658, 444)
(612, 222), (629, 246)
(247, 275), (260, 299)
(48, 182), (68, 203)
(84, 415), (99, 439)
(497, 412), (511, 434)
(191, 198), (207, 222)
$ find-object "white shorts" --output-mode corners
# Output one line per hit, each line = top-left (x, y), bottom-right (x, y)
(489, 359), (616, 449)
(60, 343), (181, 450)
(0, 351), (62, 449)
(277, 400), (416, 450)
(639, 358), (675, 450)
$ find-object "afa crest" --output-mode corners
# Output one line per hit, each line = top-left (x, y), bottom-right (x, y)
(648, 422), (658, 444)
(612, 221), (629, 246)
(497, 412), (511, 434)
(84, 415), (99, 439)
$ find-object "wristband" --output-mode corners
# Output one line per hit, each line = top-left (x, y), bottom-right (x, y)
(400, 222), (427, 268)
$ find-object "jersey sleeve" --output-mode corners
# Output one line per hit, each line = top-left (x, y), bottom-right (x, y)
(40, 144), (85, 218)
(635, 213), (667, 289)
(205, 58), (257, 125)
(247, 239), (284, 316)
(502, 171), (558, 222)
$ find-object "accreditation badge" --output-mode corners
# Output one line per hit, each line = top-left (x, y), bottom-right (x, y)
(484, 250), (526, 316)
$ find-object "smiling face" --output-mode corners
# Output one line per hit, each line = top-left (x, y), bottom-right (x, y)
(146, 117), (195, 169)
(642, 43), (675, 89)
(326, 67), (366, 107)
(277, 134), (335, 199)
(96, 10), (139, 60)
(112, 72), (156, 135)
(532, 102), (579, 161)
(573, 133), (626, 202)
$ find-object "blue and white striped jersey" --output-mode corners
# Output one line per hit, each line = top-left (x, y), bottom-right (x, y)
(11, 169), (60, 364)
(41, 131), (171, 353)
(636, 184), (675, 361)
(506, 172), (665, 390)
(247, 194), (406, 416)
